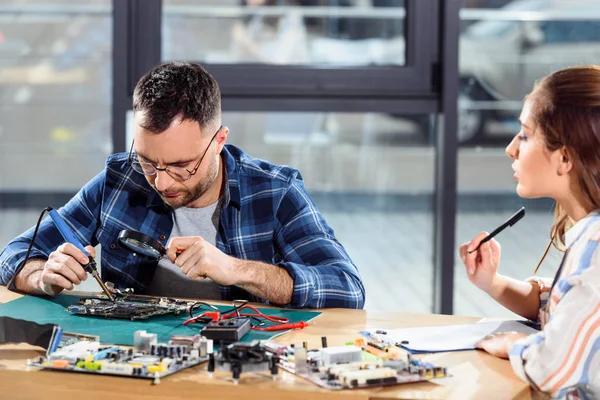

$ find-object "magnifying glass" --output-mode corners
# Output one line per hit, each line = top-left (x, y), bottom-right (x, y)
(117, 230), (166, 260)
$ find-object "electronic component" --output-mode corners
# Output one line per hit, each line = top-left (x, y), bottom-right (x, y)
(67, 290), (188, 320)
(133, 330), (157, 352)
(208, 340), (278, 383)
(28, 330), (213, 384)
(200, 318), (251, 344)
(273, 336), (448, 390)
(319, 346), (362, 365)
(58, 331), (100, 348)
(169, 335), (213, 358)
(335, 365), (397, 387)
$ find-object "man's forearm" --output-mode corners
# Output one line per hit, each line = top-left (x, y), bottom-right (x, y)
(13, 258), (46, 295)
(486, 274), (540, 321)
(233, 260), (293, 305)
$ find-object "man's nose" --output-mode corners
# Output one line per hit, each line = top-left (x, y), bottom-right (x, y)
(154, 170), (175, 192)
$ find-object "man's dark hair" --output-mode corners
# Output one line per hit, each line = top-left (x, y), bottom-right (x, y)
(133, 62), (221, 134)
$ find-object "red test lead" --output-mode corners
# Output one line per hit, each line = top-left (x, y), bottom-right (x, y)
(253, 321), (309, 332)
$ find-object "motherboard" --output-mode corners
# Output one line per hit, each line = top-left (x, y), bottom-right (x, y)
(67, 289), (189, 320)
(28, 330), (213, 383)
(265, 337), (448, 390)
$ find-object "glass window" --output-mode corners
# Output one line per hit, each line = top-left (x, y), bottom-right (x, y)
(539, 21), (600, 43)
(222, 111), (435, 313)
(454, 3), (600, 317)
(0, 0), (112, 192)
(162, 0), (406, 67)
(454, 152), (563, 318)
(0, 0), (112, 290)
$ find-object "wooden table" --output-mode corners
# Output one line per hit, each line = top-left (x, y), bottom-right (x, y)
(0, 287), (533, 400)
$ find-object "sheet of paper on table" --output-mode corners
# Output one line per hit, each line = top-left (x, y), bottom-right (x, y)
(362, 320), (539, 353)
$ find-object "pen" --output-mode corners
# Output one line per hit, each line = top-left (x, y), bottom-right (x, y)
(48, 208), (116, 303)
(468, 207), (526, 254)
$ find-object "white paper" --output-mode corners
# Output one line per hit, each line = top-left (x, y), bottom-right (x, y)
(366, 321), (539, 353)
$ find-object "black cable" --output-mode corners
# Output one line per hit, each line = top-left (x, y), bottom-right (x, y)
(188, 301), (219, 319)
(233, 299), (248, 317)
(221, 299), (248, 317)
(6, 207), (51, 292)
(221, 300), (266, 326)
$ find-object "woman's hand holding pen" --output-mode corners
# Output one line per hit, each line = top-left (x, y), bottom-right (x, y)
(459, 231), (502, 294)
(459, 214), (540, 322)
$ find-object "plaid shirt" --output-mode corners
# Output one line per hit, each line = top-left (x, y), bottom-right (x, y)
(0, 145), (365, 309)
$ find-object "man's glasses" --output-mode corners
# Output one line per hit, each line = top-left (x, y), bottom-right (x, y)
(128, 126), (222, 182)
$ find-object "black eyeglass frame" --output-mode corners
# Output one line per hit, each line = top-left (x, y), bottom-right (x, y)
(128, 125), (222, 182)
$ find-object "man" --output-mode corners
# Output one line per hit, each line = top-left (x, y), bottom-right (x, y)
(0, 62), (365, 309)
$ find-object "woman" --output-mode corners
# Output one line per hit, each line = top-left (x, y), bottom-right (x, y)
(459, 66), (600, 399)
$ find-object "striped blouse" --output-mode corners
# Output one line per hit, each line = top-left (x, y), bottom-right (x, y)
(509, 210), (600, 399)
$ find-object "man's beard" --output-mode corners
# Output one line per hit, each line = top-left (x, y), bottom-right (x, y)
(159, 157), (219, 209)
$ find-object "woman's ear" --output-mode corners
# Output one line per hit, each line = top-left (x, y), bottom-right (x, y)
(557, 146), (573, 176)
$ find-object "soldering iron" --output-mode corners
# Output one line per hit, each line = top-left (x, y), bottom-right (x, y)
(47, 208), (115, 303)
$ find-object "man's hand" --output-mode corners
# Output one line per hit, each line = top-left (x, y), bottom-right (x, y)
(39, 243), (93, 295)
(166, 236), (238, 286)
(475, 331), (529, 359)
(166, 236), (293, 304)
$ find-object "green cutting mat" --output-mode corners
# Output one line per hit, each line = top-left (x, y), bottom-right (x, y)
(0, 295), (320, 345)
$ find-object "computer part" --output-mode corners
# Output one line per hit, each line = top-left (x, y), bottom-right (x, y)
(264, 336), (448, 390)
(28, 330), (213, 384)
(207, 340), (278, 383)
(67, 289), (189, 320)
(200, 318), (252, 344)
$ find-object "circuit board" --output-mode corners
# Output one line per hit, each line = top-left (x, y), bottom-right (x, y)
(28, 331), (213, 383)
(67, 290), (189, 320)
(264, 338), (448, 390)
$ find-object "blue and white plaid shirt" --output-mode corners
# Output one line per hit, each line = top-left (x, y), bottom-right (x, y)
(0, 145), (365, 309)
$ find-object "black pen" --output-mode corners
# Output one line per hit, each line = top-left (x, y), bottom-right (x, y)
(468, 207), (526, 253)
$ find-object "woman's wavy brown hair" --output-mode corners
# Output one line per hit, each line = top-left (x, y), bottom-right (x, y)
(528, 66), (600, 270)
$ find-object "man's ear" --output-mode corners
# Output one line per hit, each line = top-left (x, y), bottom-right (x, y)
(215, 125), (229, 154)
(557, 146), (573, 176)
(216, 126), (229, 153)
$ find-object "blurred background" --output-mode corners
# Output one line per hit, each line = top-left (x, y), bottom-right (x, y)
(1, 0), (597, 317)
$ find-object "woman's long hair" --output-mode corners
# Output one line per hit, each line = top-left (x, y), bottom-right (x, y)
(528, 66), (600, 269)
